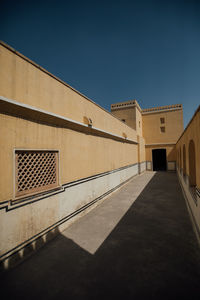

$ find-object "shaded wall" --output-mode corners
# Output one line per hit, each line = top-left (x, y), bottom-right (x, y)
(176, 106), (200, 235)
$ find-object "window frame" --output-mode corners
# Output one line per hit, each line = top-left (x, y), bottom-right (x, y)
(160, 117), (165, 124)
(13, 149), (60, 199)
(160, 126), (166, 133)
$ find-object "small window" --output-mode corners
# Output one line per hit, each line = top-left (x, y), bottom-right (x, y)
(15, 150), (59, 198)
(139, 121), (140, 127)
(160, 126), (165, 133)
(121, 119), (126, 122)
(160, 117), (165, 124)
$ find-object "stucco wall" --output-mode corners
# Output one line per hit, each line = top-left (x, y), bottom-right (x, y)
(176, 106), (200, 236)
(0, 43), (136, 142)
(0, 42), (143, 267)
(137, 135), (146, 163)
(145, 145), (176, 162)
(176, 108), (200, 188)
(0, 113), (138, 202)
(142, 109), (183, 144)
(111, 107), (137, 130)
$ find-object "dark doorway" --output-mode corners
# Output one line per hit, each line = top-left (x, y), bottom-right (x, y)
(152, 149), (167, 171)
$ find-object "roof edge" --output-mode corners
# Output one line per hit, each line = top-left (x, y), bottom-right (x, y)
(0, 40), (130, 127)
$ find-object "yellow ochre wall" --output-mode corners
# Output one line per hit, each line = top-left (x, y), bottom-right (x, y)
(0, 43), (139, 203)
(111, 107), (137, 130)
(145, 145), (176, 162)
(137, 136), (146, 163)
(0, 43), (136, 142)
(176, 106), (200, 235)
(142, 109), (183, 144)
(0, 114), (138, 202)
(111, 102), (143, 137)
(176, 107), (200, 188)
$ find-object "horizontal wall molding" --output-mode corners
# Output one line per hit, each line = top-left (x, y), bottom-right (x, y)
(0, 96), (137, 145)
(0, 163), (139, 210)
(0, 41), (132, 128)
(0, 163), (143, 263)
(145, 143), (176, 147)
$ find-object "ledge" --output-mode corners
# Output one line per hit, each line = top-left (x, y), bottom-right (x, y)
(145, 142), (176, 147)
(0, 96), (138, 145)
(0, 162), (139, 210)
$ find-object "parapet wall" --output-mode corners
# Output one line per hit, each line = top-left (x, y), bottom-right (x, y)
(142, 104), (182, 114)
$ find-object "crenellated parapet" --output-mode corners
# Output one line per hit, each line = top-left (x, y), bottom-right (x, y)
(142, 104), (182, 114)
(111, 100), (142, 112)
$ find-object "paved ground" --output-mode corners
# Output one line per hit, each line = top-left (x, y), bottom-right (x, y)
(1, 171), (200, 300)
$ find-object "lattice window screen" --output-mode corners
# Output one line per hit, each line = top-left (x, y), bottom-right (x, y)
(15, 150), (58, 197)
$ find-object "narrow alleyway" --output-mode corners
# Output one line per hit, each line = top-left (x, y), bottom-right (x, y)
(1, 172), (200, 299)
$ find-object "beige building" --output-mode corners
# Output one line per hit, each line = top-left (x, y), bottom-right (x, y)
(0, 41), (199, 270)
(111, 100), (183, 172)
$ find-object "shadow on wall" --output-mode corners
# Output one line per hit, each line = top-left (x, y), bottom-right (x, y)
(167, 146), (176, 161)
(0, 227), (60, 272)
(1, 172), (200, 299)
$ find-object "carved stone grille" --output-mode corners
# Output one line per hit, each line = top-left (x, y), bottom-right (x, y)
(15, 151), (58, 197)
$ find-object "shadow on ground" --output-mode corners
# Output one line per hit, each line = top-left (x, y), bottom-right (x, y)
(1, 172), (200, 299)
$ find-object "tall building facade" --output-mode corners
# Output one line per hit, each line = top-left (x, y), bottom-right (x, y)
(111, 100), (183, 172)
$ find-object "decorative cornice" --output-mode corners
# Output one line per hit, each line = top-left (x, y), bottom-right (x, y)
(142, 104), (182, 114)
(111, 100), (142, 112)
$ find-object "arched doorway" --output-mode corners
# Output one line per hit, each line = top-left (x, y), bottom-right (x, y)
(152, 149), (167, 171)
(189, 140), (196, 187)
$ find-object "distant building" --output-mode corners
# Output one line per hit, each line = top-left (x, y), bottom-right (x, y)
(111, 100), (183, 171)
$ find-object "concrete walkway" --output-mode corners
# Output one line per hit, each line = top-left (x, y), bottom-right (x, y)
(1, 172), (200, 299)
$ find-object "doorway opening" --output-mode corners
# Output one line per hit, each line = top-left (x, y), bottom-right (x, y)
(152, 149), (167, 171)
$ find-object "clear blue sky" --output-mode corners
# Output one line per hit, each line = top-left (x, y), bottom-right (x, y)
(1, 0), (200, 127)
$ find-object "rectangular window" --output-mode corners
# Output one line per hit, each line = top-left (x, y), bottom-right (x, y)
(160, 117), (165, 124)
(15, 150), (59, 198)
(160, 126), (165, 133)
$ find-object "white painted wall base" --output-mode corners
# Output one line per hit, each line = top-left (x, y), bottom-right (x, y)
(167, 161), (176, 171)
(0, 163), (142, 268)
(139, 162), (146, 173)
(146, 161), (152, 171)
